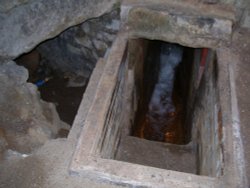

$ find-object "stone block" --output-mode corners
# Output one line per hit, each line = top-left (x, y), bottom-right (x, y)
(126, 7), (233, 48)
(0, 61), (69, 153)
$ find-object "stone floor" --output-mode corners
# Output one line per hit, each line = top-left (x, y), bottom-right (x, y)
(0, 139), (120, 188)
(116, 136), (196, 174)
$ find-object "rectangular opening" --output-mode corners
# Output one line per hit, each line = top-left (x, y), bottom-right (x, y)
(70, 35), (223, 184)
(97, 38), (222, 176)
(131, 40), (194, 145)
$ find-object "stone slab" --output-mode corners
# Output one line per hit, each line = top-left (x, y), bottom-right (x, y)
(125, 7), (233, 48)
(122, 0), (236, 21)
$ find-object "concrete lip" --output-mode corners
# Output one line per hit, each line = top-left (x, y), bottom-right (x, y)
(69, 33), (217, 187)
(69, 3), (247, 187)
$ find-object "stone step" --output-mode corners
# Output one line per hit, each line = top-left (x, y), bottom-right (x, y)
(122, 0), (236, 21)
(116, 136), (196, 174)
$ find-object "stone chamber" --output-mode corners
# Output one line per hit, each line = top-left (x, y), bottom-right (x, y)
(0, 0), (250, 188)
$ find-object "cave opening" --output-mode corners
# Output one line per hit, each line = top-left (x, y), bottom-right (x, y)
(15, 47), (90, 129)
(14, 8), (120, 130)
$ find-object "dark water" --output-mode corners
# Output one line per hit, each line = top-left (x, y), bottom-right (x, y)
(134, 43), (186, 144)
(39, 77), (86, 125)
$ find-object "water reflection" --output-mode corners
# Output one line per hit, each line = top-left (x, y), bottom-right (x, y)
(141, 43), (184, 143)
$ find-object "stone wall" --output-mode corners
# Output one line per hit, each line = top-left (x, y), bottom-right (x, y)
(98, 39), (149, 159)
(0, 0), (30, 13)
(0, 0), (119, 155)
(125, 7), (233, 49)
(126, 39), (149, 136)
(0, 0), (119, 59)
(99, 53), (128, 159)
(0, 62), (70, 153)
(36, 9), (120, 86)
(191, 51), (223, 177)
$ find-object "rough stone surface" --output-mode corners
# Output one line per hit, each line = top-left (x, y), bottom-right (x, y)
(220, 0), (236, 4)
(201, 0), (219, 4)
(0, 128), (8, 160)
(0, 0), (30, 13)
(126, 7), (233, 48)
(37, 9), (120, 85)
(122, 0), (236, 21)
(116, 136), (196, 174)
(191, 51), (223, 177)
(0, 0), (249, 187)
(232, 28), (250, 186)
(0, 61), (69, 153)
(0, 0), (119, 59)
(0, 139), (121, 188)
(215, 47), (248, 188)
(242, 10), (250, 29)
